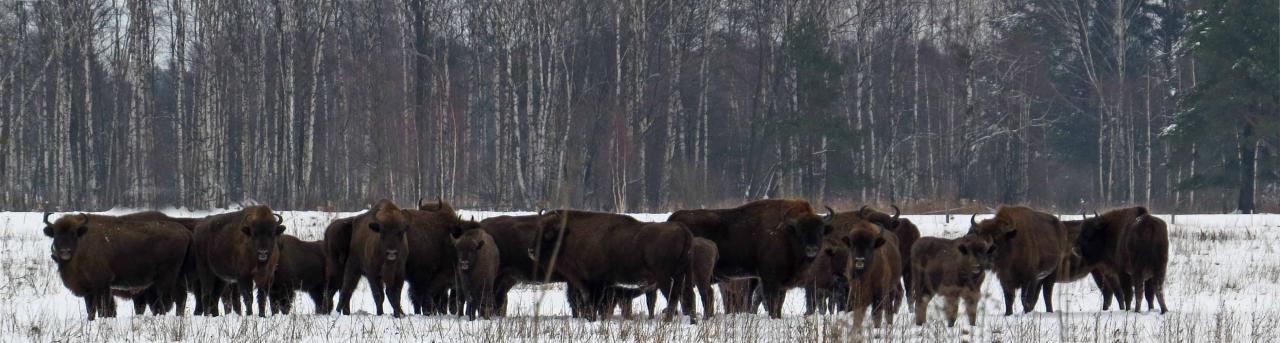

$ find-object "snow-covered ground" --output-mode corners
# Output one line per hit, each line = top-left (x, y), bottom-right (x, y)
(2, 209), (1278, 342)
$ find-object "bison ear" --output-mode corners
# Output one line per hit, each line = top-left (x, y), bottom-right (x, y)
(76, 225), (88, 237)
(823, 224), (833, 235)
(874, 236), (886, 249)
(275, 225), (286, 236)
(241, 226), (251, 236)
(43, 226), (53, 238)
(369, 222), (382, 233)
(1003, 230), (1018, 241)
(957, 245), (969, 255)
(475, 240), (485, 250)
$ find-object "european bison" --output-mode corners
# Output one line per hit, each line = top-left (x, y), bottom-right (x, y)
(835, 213), (903, 328)
(193, 205), (286, 317)
(328, 199), (411, 317)
(967, 206), (1068, 315)
(852, 205), (920, 303)
(909, 235), (996, 326)
(803, 236), (850, 315)
(477, 213), (581, 316)
(634, 236), (720, 320)
(45, 213), (192, 320)
(269, 234), (328, 315)
(667, 199), (831, 318)
(1077, 207), (1169, 313)
(530, 210), (694, 322)
(1045, 218), (1122, 312)
(117, 211), (205, 314)
(452, 229), (500, 320)
(403, 202), (479, 315)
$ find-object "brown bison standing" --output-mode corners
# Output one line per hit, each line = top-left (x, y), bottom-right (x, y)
(452, 229), (500, 320)
(833, 212), (903, 328)
(404, 201), (479, 315)
(803, 236), (850, 315)
(269, 235), (328, 314)
(193, 205), (286, 317)
(667, 199), (831, 318)
(328, 199), (411, 317)
(45, 213), (193, 320)
(1046, 218), (1123, 311)
(530, 210), (694, 322)
(853, 205), (919, 304)
(967, 206), (1068, 315)
(117, 211), (206, 314)
(477, 213), (586, 316)
(1077, 207), (1169, 313)
(909, 235), (996, 326)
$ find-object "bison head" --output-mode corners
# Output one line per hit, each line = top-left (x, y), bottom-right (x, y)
(821, 239), (851, 281)
(241, 209), (286, 263)
(843, 221), (886, 279)
(1075, 212), (1116, 265)
(452, 230), (487, 272)
(368, 207), (409, 262)
(954, 235), (997, 276)
(966, 214), (1017, 256)
(787, 210), (833, 259)
(43, 213), (90, 261)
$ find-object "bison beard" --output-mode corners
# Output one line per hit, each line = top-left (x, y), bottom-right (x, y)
(667, 199), (831, 319)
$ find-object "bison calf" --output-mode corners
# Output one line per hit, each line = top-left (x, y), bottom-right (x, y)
(910, 235), (996, 327)
(270, 235), (328, 315)
(453, 229), (500, 320)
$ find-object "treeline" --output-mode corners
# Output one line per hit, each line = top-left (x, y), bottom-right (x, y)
(1, 0), (1274, 213)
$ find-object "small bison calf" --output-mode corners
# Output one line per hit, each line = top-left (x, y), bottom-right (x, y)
(453, 229), (500, 320)
(270, 235), (329, 315)
(910, 235), (997, 327)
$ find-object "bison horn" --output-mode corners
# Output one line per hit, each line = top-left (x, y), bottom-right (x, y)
(970, 214), (978, 226)
(858, 205), (869, 215)
(274, 213), (284, 224)
(891, 205), (901, 219)
(1093, 210), (1100, 218)
(43, 212), (54, 225)
(824, 206), (836, 220)
(1081, 212), (1087, 220)
(418, 197), (425, 208)
(79, 213), (90, 226)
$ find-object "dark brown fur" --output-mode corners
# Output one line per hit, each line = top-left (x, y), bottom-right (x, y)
(402, 205), (479, 315)
(329, 199), (411, 317)
(1049, 219), (1123, 311)
(910, 235), (995, 326)
(853, 205), (920, 302)
(967, 205), (1068, 315)
(803, 236), (849, 315)
(531, 210), (694, 323)
(834, 213), (903, 328)
(117, 211), (206, 314)
(45, 213), (192, 320)
(667, 199), (831, 318)
(269, 235), (328, 315)
(1077, 207), (1169, 313)
(452, 229), (500, 320)
(192, 205), (286, 317)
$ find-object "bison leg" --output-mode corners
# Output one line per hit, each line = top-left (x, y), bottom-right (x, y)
(697, 283), (715, 321)
(912, 294), (931, 326)
(1092, 271), (1114, 310)
(944, 295), (960, 328)
(132, 292), (149, 315)
(1040, 280), (1055, 313)
(365, 276), (386, 316)
(1151, 278), (1168, 314)
(963, 293), (980, 326)
(386, 280), (406, 318)
(1000, 283), (1016, 316)
(236, 281), (255, 316)
(84, 293), (98, 321)
(760, 283), (785, 319)
(335, 261), (361, 315)
(645, 290), (658, 319)
(1019, 280), (1040, 313)
(1118, 274), (1135, 312)
(1130, 276), (1146, 313)
(804, 284), (820, 316)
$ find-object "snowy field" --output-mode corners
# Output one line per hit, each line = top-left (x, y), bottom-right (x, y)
(2, 209), (1279, 342)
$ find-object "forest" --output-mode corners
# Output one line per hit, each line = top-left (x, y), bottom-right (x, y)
(0, 0), (1275, 213)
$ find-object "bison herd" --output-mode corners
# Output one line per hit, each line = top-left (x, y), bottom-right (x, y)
(41, 199), (1169, 326)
